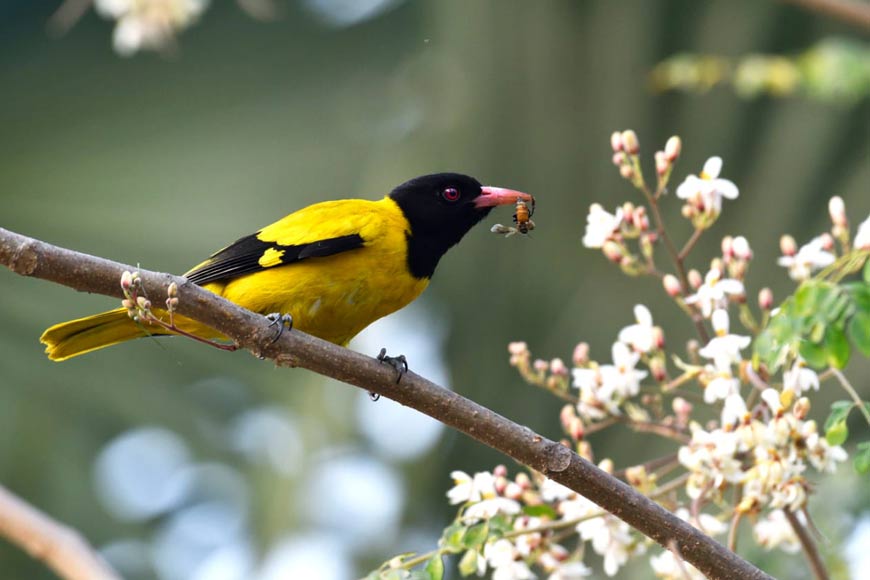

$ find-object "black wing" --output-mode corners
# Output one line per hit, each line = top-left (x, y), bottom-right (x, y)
(185, 233), (365, 286)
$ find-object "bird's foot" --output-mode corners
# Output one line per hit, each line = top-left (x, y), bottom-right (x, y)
(375, 347), (408, 396)
(266, 313), (294, 344)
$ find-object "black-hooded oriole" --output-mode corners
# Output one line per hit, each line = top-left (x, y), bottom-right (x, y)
(40, 173), (531, 361)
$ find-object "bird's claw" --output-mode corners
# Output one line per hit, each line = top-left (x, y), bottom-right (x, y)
(266, 313), (294, 344)
(376, 347), (408, 392)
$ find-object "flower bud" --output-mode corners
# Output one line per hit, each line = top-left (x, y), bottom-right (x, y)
(780, 234), (797, 256)
(515, 472), (531, 490)
(619, 163), (634, 180)
(121, 299), (134, 310)
(721, 235), (734, 260)
(167, 281), (178, 298)
(655, 151), (668, 175)
(136, 296), (151, 311)
(686, 339), (700, 358)
(649, 357), (667, 381)
(664, 136), (681, 161)
(828, 196), (847, 227)
(550, 358), (568, 376)
(663, 274), (682, 297)
(652, 326), (666, 350)
(120, 271), (133, 290)
(533, 359), (549, 373)
(560, 404), (577, 430)
(621, 130), (639, 155)
(577, 440), (593, 462)
(612, 152), (626, 166)
(598, 458), (614, 474)
(568, 417), (585, 441)
(672, 397), (693, 424)
(793, 397), (811, 420)
(504, 481), (523, 500)
(688, 269), (703, 290)
(820, 232), (834, 251)
(732, 236), (752, 260)
(166, 297), (179, 310)
(681, 204), (694, 219)
(610, 131), (624, 153)
(758, 287), (773, 310)
(622, 202), (636, 225)
(572, 342), (589, 366)
(602, 240), (624, 262)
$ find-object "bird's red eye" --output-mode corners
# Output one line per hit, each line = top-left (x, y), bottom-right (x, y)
(442, 187), (460, 202)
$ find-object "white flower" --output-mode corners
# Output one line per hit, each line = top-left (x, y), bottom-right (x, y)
(572, 343), (648, 419)
(484, 539), (535, 580)
(698, 310), (751, 369)
(547, 561), (592, 580)
(731, 235), (752, 260)
(582, 204), (623, 248)
(605, 342), (648, 397)
(805, 431), (848, 473)
(618, 304), (656, 353)
(577, 515), (638, 576)
(854, 214), (870, 250)
(676, 156), (739, 215)
(650, 550), (706, 580)
(721, 392), (748, 425)
(540, 478), (575, 502)
(704, 362), (741, 404)
(777, 236), (836, 281)
(463, 497), (522, 521)
(447, 471), (495, 504)
(684, 269), (744, 318)
(95, 0), (210, 56)
(754, 509), (801, 553)
(783, 358), (819, 396)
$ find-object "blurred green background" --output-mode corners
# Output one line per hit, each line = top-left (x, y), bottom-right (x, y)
(1, 0), (869, 578)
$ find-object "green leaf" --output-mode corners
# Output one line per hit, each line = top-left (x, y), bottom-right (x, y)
(824, 325), (851, 368)
(854, 442), (870, 474)
(443, 521), (467, 551)
(864, 258), (870, 283)
(424, 556), (444, 580)
(826, 420), (849, 446)
(458, 549), (480, 577)
(825, 401), (853, 432)
(522, 504), (559, 519)
(799, 339), (828, 369)
(407, 571), (433, 580)
(848, 310), (870, 357)
(462, 522), (489, 550)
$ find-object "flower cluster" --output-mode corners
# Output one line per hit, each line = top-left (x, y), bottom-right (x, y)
(95, 0), (209, 56)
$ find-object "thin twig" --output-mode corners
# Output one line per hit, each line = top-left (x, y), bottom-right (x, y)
(784, 509), (829, 580)
(678, 228), (704, 262)
(830, 368), (870, 426)
(0, 484), (120, 580)
(0, 227), (774, 580)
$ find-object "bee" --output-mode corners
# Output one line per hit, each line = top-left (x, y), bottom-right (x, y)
(491, 196), (536, 238)
(513, 198), (535, 234)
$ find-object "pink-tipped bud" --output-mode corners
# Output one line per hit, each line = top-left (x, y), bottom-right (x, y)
(515, 472), (531, 490)
(649, 357), (667, 381)
(652, 326), (666, 350)
(828, 196), (847, 227)
(619, 164), (635, 180)
(504, 481), (523, 500)
(577, 440), (593, 462)
(508, 341), (528, 356)
(621, 130), (639, 155)
(793, 397), (811, 420)
(560, 404), (577, 430)
(622, 202), (636, 225)
(120, 271), (133, 290)
(681, 204), (695, 219)
(494, 475), (508, 495)
(664, 136), (682, 161)
(610, 131), (624, 153)
(780, 235), (797, 257)
(820, 233), (835, 251)
(721, 235), (734, 260)
(663, 274), (682, 297)
(602, 240), (624, 262)
(533, 359), (549, 373)
(759, 287), (774, 310)
(550, 358), (568, 376)
(672, 397), (693, 426)
(598, 458), (614, 474)
(122, 298), (135, 310)
(573, 342), (589, 365)
(493, 464), (508, 478)
(655, 151), (669, 175)
(136, 296), (151, 311)
(166, 297), (179, 310)
(568, 417), (585, 441)
(688, 269), (703, 290)
(612, 152), (626, 167)
(167, 281), (178, 298)
(732, 236), (752, 261)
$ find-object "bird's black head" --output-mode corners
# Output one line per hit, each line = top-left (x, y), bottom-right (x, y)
(389, 172), (531, 279)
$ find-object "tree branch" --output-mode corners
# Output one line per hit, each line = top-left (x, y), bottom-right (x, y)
(0, 226), (773, 580)
(778, 0), (870, 31)
(0, 484), (120, 580)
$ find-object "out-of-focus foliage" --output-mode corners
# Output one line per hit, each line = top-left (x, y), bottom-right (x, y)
(650, 38), (870, 103)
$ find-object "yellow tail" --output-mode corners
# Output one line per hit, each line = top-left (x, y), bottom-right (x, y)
(40, 308), (171, 362)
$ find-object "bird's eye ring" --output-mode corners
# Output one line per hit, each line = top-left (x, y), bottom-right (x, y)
(442, 188), (460, 202)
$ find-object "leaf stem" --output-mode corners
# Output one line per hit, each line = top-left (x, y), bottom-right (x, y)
(829, 368), (870, 426)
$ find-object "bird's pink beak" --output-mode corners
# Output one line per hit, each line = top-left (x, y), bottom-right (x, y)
(475, 186), (534, 208)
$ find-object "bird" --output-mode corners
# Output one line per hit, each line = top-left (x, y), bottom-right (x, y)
(40, 173), (532, 361)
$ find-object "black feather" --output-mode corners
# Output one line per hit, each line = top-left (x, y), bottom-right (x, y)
(186, 233), (364, 286)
